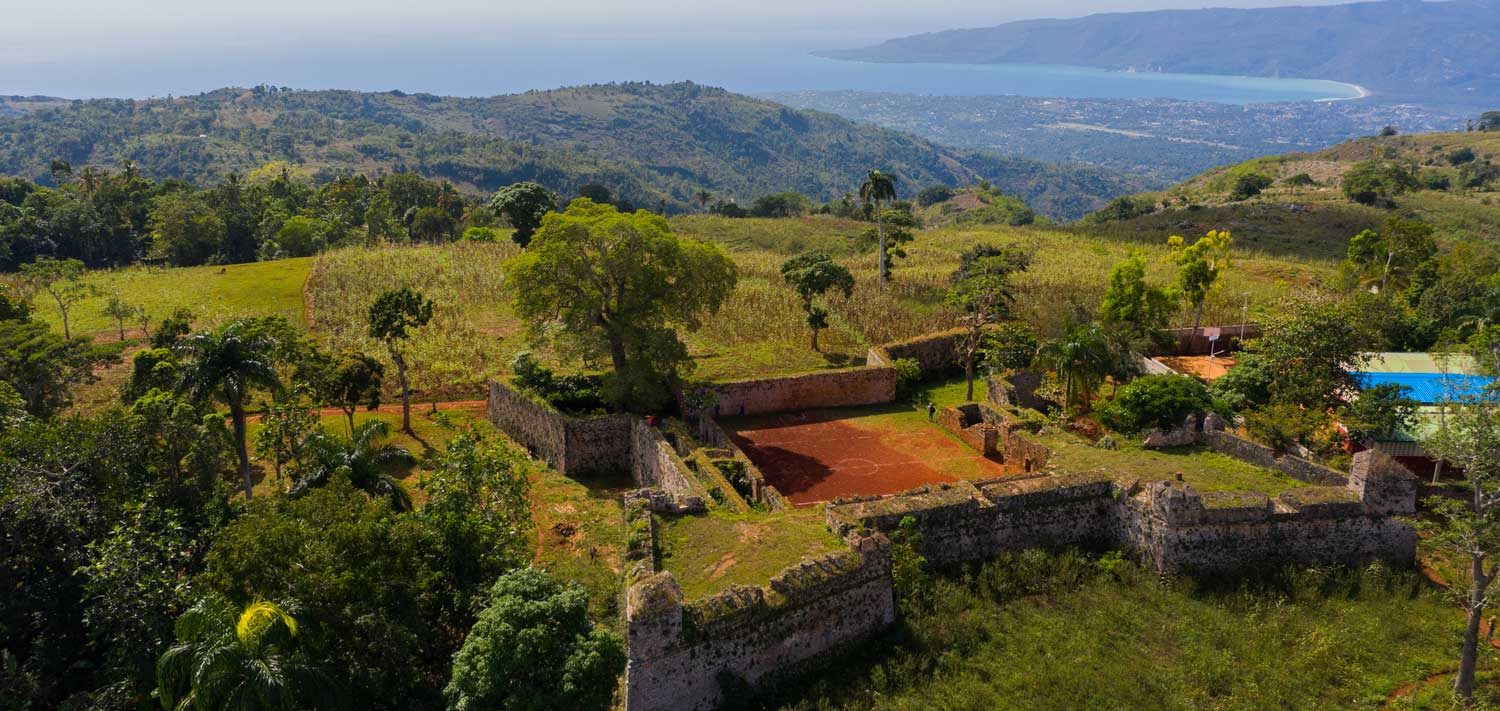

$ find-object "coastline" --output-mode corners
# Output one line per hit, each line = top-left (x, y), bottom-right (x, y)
(1315, 81), (1371, 103)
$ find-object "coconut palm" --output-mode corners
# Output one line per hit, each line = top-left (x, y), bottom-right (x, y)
(695, 189), (713, 212)
(176, 321), (282, 499)
(859, 170), (898, 289)
(291, 419), (415, 511)
(1039, 321), (1115, 411)
(156, 596), (332, 711)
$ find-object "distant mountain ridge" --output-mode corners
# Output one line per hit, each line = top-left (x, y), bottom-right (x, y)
(820, 0), (1500, 105)
(0, 83), (1145, 219)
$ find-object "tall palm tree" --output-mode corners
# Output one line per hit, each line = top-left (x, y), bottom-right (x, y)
(695, 189), (713, 212)
(177, 322), (282, 499)
(292, 419), (415, 511)
(859, 170), (898, 289)
(157, 596), (332, 711)
(1039, 322), (1115, 411)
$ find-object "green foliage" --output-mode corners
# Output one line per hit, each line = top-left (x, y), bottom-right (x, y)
(310, 349), (384, 433)
(1243, 402), (1333, 452)
(1282, 172), (1316, 187)
(981, 322), (1039, 373)
(421, 428), (532, 598)
(915, 184), (955, 208)
(199, 477), (464, 709)
(1229, 172), (1273, 201)
(1095, 375), (1210, 434)
(490, 182), (558, 248)
(508, 352), (606, 414)
(1168, 229), (1232, 333)
(1344, 217), (1437, 299)
(506, 199), (737, 410)
(1098, 252), (1174, 346)
(1448, 147), (1477, 165)
(1039, 321), (1121, 411)
(176, 320), (285, 498)
(780, 252), (855, 351)
(293, 419), (415, 511)
(1342, 159), (1417, 206)
(889, 516), (930, 608)
(1084, 195), (1152, 224)
(444, 567), (625, 711)
(149, 190), (226, 266)
(892, 358), (923, 395)
(1245, 294), (1372, 410)
(0, 318), (109, 416)
(751, 192), (811, 218)
(253, 388), (319, 487)
(1342, 382), (1418, 443)
(411, 206), (458, 242)
(157, 595), (331, 711)
(20, 256), (96, 339)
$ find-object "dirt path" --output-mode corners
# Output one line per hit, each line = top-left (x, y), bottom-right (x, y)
(245, 399), (487, 423)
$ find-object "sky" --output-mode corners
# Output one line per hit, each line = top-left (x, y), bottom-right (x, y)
(4, 0), (1359, 59)
(0, 0), (1364, 98)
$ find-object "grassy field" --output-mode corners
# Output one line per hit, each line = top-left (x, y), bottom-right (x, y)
(22, 257), (313, 340)
(1038, 431), (1308, 495)
(655, 507), (844, 601)
(768, 551), (1472, 711)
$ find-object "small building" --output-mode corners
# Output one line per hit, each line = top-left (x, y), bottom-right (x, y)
(1349, 352), (1494, 477)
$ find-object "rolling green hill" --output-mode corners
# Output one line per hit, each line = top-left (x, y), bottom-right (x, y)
(821, 0), (1500, 106)
(0, 83), (1145, 220)
(1079, 129), (1500, 259)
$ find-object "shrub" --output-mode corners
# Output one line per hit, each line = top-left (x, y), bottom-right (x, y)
(1095, 374), (1211, 434)
(1448, 147), (1477, 166)
(1342, 160), (1417, 206)
(916, 185), (955, 207)
(444, 568), (624, 711)
(893, 357), (922, 395)
(1282, 173), (1316, 187)
(982, 322), (1039, 373)
(1243, 402), (1328, 452)
(1229, 173), (1273, 201)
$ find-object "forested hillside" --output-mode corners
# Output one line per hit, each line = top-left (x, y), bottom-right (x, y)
(821, 0), (1500, 105)
(0, 83), (1144, 219)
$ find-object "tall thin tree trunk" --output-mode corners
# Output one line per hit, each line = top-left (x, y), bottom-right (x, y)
(392, 348), (412, 434)
(811, 327), (820, 352)
(965, 361), (975, 402)
(876, 207), (887, 289)
(230, 400), (253, 500)
(1457, 555), (1490, 699)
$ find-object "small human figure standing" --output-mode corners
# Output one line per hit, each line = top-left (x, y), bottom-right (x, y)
(927, 402), (936, 421)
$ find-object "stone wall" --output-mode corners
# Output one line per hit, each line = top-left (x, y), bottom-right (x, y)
(703, 367), (897, 418)
(985, 371), (1050, 413)
(866, 327), (966, 376)
(937, 404), (1000, 458)
(696, 417), (789, 510)
(1349, 449), (1419, 515)
(564, 415), (635, 477)
(1201, 430), (1349, 486)
(623, 534), (894, 711)
(630, 421), (709, 512)
(487, 379), (568, 469)
(827, 458), (1418, 575)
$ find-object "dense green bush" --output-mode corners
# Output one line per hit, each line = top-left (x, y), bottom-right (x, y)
(1229, 172), (1273, 201)
(445, 567), (624, 711)
(1095, 374), (1211, 434)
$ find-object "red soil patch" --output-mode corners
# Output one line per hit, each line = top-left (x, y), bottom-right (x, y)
(727, 411), (1011, 505)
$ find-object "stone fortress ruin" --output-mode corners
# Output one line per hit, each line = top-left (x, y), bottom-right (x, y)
(486, 328), (1419, 711)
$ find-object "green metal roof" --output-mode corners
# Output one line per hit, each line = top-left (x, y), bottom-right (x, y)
(1360, 352), (1477, 375)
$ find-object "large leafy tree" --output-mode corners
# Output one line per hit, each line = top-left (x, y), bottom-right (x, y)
(421, 428), (532, 599)
(176, 321), (283, 499)
(1243, 293), (1372, 411)
(157, 596), (331, 711)
(444, 567), (625, 711)
(369, 288), (434, 433)
(506, 198), (737, 409)
(489, 182), (557, 248)
(1167, 230), (1232, 338)
(780, 252), (854, 351)
(946, 245), (1031, 401)
(292, 419), (416, 512)
(859, 170), (898, 288)
(148, 191), (226, 266)
(305, 349), (384, 436)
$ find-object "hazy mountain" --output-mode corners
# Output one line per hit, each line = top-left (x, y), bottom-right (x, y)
(0, 83), (1146, 220)
(819, 0), (1500, 106)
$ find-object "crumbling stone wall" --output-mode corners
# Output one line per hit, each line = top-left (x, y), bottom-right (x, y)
(866, 327), (966, 375)
(1198, 430), (1349, 486)
(695, 417), (789, 510)
(623, 534), (894, 711)
(937, 403), (1000, 458)
(985, 371), (1050, 412)
(826, 454), (1418, 574)
(703, 367), (897, 417)
(630, 421), (709, 512)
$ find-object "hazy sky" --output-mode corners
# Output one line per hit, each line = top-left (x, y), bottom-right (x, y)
(5, 0), (1357, 59)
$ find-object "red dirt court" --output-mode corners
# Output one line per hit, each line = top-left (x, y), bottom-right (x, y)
(725, 406), (1015, 506)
